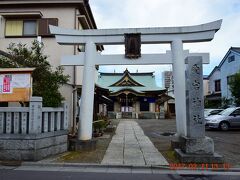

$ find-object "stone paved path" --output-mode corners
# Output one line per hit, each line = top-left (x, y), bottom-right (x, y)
(101, 120), (169, 166)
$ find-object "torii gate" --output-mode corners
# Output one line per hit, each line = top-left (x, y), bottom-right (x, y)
(50, 20), (222, 143)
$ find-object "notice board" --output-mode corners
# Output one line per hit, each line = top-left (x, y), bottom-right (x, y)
(0, 68), (34, 102)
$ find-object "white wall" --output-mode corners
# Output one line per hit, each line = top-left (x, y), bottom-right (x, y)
(220, 51), (240, 99)
(203, 79), (209, 96)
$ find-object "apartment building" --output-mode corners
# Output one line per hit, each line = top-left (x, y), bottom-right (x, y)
(0, 0), (101, 129)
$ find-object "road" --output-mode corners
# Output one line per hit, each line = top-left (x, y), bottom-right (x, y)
(137, 119), (240, 166)
(0, 169), (239, 180)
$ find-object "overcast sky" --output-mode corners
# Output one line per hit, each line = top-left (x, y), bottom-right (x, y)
(89, 0), (240, 86)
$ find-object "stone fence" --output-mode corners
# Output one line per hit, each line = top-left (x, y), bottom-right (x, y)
(0, 97), (69, 161)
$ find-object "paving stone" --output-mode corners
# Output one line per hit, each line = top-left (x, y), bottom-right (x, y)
(124, 156), (145, 166)
(141, 146), (159, 153)
(124, 143), (140, 149)
(101, 119), (169, 166)
(144, 152), (169, 166)
(124, 148), (142, 155)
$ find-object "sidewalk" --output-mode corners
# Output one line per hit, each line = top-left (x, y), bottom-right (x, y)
(101, 119), (169, 166)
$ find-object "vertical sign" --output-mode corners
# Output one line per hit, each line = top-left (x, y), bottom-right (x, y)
(186, 56), (205, 138)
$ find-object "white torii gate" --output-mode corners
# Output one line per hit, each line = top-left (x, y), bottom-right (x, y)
(50, 20), (222, 142)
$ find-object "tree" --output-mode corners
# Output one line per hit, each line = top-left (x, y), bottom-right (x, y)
(229, 72), (240, 106)
(0, 41), (69, 107)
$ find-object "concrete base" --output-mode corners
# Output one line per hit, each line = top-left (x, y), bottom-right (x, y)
(173, 136), (224, 163)
(175, 149), (224, 163)
(171, 138), (181, 149)
(0, 131), (68, 161)
(68, 139), (97, 152)
(180, 136), (214, 154)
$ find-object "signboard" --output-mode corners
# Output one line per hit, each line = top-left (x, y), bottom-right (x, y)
(124, 33), (141, 59)
(0, 68), (34, 102)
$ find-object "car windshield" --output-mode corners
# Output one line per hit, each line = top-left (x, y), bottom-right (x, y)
(218, 107), (235, 116)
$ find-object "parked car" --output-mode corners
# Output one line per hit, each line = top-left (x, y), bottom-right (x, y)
(205, 107), (240, 131)
(204, 109), (224, 118)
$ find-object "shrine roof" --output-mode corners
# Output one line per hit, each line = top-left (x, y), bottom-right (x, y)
(97, 69), (164, 94)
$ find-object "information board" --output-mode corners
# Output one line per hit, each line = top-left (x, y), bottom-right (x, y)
(0, 68), (33, 102)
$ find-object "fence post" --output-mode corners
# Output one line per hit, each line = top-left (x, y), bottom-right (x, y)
(62, 102), (69, 130)
(29, 97), (42, 134)
(0, 113), (4, 133)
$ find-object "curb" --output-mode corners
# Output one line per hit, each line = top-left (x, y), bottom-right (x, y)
(20, 162), (240, 172)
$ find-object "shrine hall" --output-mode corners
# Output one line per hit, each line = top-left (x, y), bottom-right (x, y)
(97, 69), (172, 118)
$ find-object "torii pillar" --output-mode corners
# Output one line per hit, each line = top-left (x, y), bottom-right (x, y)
(50, 20), (222, 152)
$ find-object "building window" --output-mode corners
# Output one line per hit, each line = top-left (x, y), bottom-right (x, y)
(5, 18), (58, 37)
(5, 20), (23, 36)
(228, 55), (235, 63)
(215, 80), (221, 92)
(5, 20), (37, 37)
(23, 20), (37, 36)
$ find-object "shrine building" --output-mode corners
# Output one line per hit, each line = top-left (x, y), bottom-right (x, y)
(97, 69), (170, 118)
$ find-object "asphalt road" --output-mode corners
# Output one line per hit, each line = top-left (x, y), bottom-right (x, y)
(0, 170), (239, 180)
(137, 119), (240, 166)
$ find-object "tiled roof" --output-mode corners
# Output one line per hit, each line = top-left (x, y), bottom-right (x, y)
(97, 70), (164, 93)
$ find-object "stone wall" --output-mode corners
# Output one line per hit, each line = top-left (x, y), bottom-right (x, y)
(0, 97), (69, 161)
(0, 131), (67, 161)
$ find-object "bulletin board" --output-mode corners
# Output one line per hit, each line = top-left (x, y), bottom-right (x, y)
(0, 68), (34, 102)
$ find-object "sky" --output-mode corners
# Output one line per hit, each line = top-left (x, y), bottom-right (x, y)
(89, 0), (240, 87)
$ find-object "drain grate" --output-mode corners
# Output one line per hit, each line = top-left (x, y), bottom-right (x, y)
(151, 131), (176, 137)
(160, 132), (175, 136)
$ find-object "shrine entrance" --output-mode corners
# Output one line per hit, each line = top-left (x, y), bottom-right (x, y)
(119, 93), (135, 113)
(50, 20), (222, 148)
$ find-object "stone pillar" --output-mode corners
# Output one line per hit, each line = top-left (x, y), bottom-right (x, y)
(72, 89), (78, 134)
(29, 97), (42, 134)
(62, 102), (69, 130)
(171, 39), (186, 136)
(0, 112), (3, 133)
(78, 42), (96, 141)
(149, 102), (155, 112)
(103, 104), (107, 116)
(99, 104), (103, 113)
(114, 102), (120, 112)
(175, 57), (223, 163)
(135, 101), (140, 112)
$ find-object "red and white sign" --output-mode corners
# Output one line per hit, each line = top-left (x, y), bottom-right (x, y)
(0, 75), (12, 94)
(3, 75), (12, 93)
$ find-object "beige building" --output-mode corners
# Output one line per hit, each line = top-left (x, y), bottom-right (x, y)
(0, 0), (101, 131)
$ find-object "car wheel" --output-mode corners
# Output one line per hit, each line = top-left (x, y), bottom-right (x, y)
(219, 122), (229, 131)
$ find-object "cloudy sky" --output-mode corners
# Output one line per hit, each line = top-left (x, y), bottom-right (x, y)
(89, 0), (240, 86)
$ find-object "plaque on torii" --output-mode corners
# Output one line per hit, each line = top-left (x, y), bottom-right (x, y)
(50, 20), (222, 142)
(125, 33), (141, 59)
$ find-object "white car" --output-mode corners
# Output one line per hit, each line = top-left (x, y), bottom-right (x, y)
(205, 107), (240, 131)
(204, 109), (224, 118)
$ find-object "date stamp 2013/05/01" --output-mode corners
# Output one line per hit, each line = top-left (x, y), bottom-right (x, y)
(169, 163), (231, 170)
